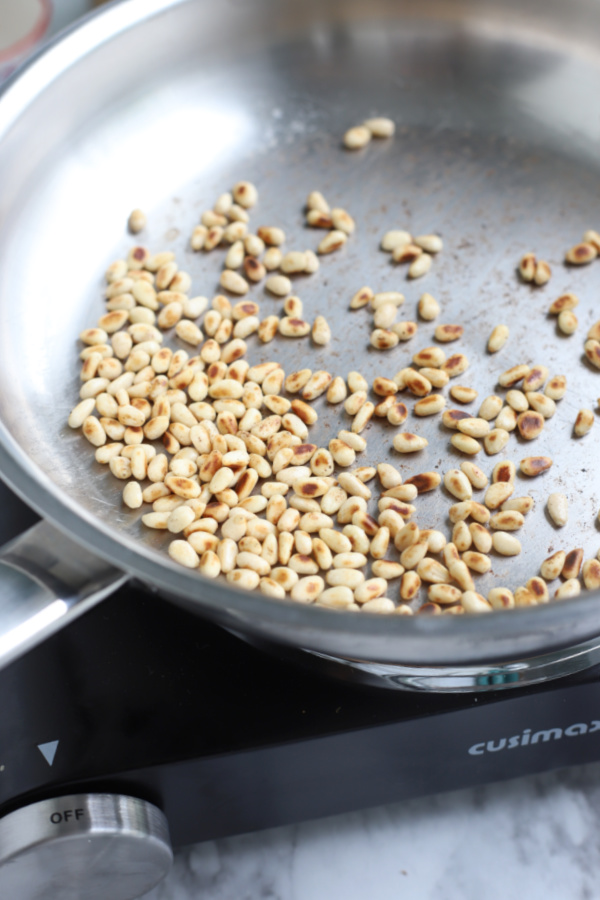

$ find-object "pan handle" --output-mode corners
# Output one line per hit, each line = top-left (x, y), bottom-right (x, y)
(0, 520), (127, 671)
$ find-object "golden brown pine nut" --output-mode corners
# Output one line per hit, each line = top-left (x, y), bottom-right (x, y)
(393, 433), (428, 453)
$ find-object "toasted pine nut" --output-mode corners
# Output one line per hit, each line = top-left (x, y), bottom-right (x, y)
(574, 409), (594, 437)
(318, 230), (348, 254)
(555, 579), (581, 600)
(491, 531), (521, 556)
(540, 550), (566, 581)
(377, 463), (402, 489)
(326, 568), (365, 588)
(320, 377), (346, 407)
(400, 539), (428, 570)
(390, 321), (418, 343)
(522, 366), (548, 393)
(330, 208), (355, 235)
(393, 433), (428, 453)
(450, 433), (481, 455)
(583, 559), (600, 590)
(566, 242), (597, 265)
(168, 540), (200, 568)
(489, 510), (523, 533)
(468, 523), (492, 553)
(263, 247), (283, 271)
(456, 417), (490, 438)
(404, 472), (441, 494)
(544, 492), (568, 527)
(491, 460), (516, 484)
(558, 309), (578, 335)
(461, 591), (492, 614)
(370, 328), (399, 350)
(520, 455), (552, 477)
(122, 481), (143, 509)
(408, 253), (432, 278)
(562, 547), (584, 580)
(317, 586), (355, 609)
(459, 461), (487, 489)
(400, 571), (421, 600)
(484, 481), (514, 510)
(448, 559), (475, 592)
(461, 550), (491, 574)
(434, 324), (463, 343)
(354, 578), (388, 604)
(415, 557), (450, 584)
(350, 286), (373, 309)
(444, 469), (473, 501)
(343, 125), (371, 149)
(538, 382), (562, 410)
(448, 386), (477, 406)
(498, 364), (530, 388)
(482, 428), (509, 455)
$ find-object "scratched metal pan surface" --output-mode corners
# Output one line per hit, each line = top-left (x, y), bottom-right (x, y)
(1, 0), (600, 667)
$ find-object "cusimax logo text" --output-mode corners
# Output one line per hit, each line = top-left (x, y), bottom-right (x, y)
(468, 720), (600, 755)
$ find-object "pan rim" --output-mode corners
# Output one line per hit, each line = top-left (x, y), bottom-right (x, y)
(0, 0), (599, 664)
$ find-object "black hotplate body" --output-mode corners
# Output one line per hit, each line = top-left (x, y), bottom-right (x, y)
(1, 484), (600, 847)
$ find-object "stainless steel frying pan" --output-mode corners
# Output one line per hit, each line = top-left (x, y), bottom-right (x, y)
(2, 0), (600, 691)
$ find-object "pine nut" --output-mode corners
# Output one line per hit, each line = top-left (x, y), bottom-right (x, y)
(332, 551), (368, 569)
(520, 455), (552, 476)
(565, 242), (597, 265)
(371, 292), (405, 310)
(354, 578), (388, 604)
(408, 253), (432, 278)
(434, 324), (463, 343)
(544, 492), (568, 527)
(394, 243), (423, 264)
(168, 540), (200, 568)
(461, 591), (492, 614)
(522, 366), (548, 393)
(82, 416), (107, 447)
(311, 315), (331, 345)
(326, 568), (365, 588)
(352, 402), (374, 433)
(583, 559), (600, 590)
(456, 417), (490, 439)
(279, 317), (311, 338)
(483, 428), (510, 455)
(343, 125), (371, 149)
(469, 523), (492, 553)
(558, 310), (578, 335)
(327, 439), (354, 467)
(459, 461), (487, 489)
(444, 469), (473, 501)
(318, 230), (348, 254)
(392, 321), (419, 341)
(484, 481), (514, 510)
(446, 388), (476, 411)
(370, 328), (399, 350)
(404, 472), (441, 494)
(330, 208), (355, 235)
(360, 598), (395, 614)
(377, 463), (402, 489)
(574, 409), (594, 436)
(562, 548), (583, 580)
(452, 521), (472, 552)
(477, 395), (502, 421)
(350, 286), (373, 309)
(448, 558), (475, 592)
(441, 353), (469, 378)
(498, 364), (530, 387)
(489, 510), (524, 532)
(540, 550), (566, 581)
(491, 531), (521, 556)
(462, 551), (491, 574)
(400, 539), (428, 570)
(555, 579), (581, 600)
(544, 375), (567, 400)
(335, 431), (365, 453)
(400, 571), (421, 600)
(227, 568), (261, 590)
(393, 433), (428, 453)
(585, 339), (600, 369)
(317, 586), (355, 609)
(450, 433), (481, 455)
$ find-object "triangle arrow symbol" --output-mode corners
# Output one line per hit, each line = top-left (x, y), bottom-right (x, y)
(37, 741), (59, 766)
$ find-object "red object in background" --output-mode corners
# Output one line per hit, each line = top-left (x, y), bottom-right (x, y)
(0, 0), (53, 79)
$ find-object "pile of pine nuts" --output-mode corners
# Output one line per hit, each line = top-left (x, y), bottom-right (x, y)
(67, 122), (600, 616)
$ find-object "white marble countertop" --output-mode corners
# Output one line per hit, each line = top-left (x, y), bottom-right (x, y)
(144, 761), (600, 899)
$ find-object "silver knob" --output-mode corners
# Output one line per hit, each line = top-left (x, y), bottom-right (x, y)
(0, 793), (173, 900)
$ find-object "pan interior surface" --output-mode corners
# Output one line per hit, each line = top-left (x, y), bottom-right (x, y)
(1, 0), (600, 665)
